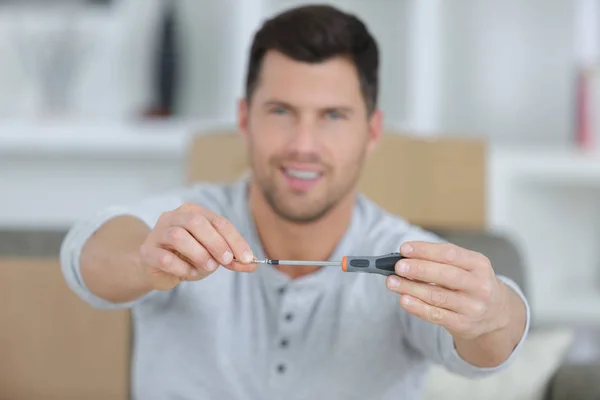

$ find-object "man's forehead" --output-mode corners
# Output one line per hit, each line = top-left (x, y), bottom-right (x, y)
(259, 50), (358, 79)
(254, 51), (364, 106)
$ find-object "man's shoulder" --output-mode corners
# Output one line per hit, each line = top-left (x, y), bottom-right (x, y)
(106, 179), (247, 229)
(353, 194), (445, 253)
(179, 179), (245, 210)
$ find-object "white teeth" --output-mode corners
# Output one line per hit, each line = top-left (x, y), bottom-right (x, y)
(285, 169), (320, 180)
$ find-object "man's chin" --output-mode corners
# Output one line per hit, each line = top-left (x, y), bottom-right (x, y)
(276, 211), (329, 224)
(271, 202), (333, 224)
(258, 180), (336, 223)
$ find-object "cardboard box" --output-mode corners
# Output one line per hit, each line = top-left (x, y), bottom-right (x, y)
(0, 258), (130, 400)
(187, 131), (486, 230)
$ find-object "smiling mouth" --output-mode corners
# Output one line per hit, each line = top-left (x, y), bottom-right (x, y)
(282, 168), (323, 180)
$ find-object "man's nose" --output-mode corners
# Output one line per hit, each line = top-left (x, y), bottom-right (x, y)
(288, 117), (319, 153)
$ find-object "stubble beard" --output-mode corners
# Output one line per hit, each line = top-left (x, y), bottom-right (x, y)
(250, 151), (367, 225)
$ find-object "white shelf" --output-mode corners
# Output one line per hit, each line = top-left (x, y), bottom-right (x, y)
(0, 119), (235, 230)
(490, 146), (600, 185)
(0, 118), (235, 158)
(489, 145), (600, 327)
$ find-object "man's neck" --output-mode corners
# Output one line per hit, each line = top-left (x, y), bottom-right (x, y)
(249, 181), (355, 279)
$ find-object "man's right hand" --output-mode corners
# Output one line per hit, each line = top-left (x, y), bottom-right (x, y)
(139, 202), (257, 290)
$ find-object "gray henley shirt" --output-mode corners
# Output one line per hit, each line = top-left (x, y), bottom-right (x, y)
(61, 177), (530, 400)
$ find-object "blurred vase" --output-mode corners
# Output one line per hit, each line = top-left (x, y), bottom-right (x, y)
(7, 2), (93, 119)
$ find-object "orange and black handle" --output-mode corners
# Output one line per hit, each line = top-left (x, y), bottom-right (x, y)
(341, 252), (404, 276)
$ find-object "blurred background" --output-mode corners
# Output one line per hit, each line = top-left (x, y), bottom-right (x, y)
(1, 0), (600, 399)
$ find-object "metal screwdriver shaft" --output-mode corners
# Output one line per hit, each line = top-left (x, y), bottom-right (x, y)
(233, 252), (405, 276)
(249, 258), (342, 266)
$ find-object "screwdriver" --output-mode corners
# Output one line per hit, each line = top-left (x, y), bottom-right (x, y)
(238, 252), (405, 276)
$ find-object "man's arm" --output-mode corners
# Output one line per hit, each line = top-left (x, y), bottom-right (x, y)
(61, 188), (202, 309)
(453, 279), (527, 367)
(78, 215), (154, 304)
(387, 240), (531, 376)
(61, 199), (257, 310)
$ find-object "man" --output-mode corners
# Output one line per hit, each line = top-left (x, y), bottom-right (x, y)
(61, 5), (530, 400)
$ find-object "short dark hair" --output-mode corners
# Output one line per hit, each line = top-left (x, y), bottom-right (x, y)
(245, 4), (379, 115)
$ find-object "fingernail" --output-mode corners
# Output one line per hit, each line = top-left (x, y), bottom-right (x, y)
(222, 251), (233, 265)
(387, 276), (401, 289)
(401, 244), (413, 255)
(242, 251), (254, 263)
(190, 268), (200, 277)
(396, 261), (409, 274)
(401, 295), (412, 305)
(205, 259), (218, 271)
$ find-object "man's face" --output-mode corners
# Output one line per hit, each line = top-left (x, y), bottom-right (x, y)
(239, 51), (382, 224)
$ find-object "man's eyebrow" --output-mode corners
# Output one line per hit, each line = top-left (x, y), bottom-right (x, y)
(263, 100), (295, 109)
(263, 100), (354, 113)
(323, 106), (354, 114)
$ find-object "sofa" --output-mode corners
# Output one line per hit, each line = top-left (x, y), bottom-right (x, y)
(432, 228), (600, 400)
(1, 228), (599, 400)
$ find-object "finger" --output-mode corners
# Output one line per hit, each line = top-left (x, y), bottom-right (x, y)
(398, 294), (468, 333)
(204, 211), (255, 264)
(148, 269), (181, 290)
(159, 226), (220, 273)
(166, 211), (256, 273)
(172, 249), (218, 278)
(394, 258), (476, 292)
(227, 260), (258, 273)
(400, 241), (486, 271)
(174, 213), (233, 266)
(143, 246), (199, 280)
(386, 276), (481, 316)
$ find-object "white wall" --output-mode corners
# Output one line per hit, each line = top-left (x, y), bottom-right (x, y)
(173, 0), (579, 144)
(0, 0), (579, 145)
(437, 0), (576, 145)
(175, 0), (251, 120)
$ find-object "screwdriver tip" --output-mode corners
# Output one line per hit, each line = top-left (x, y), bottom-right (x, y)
(233, 257), (267, 264)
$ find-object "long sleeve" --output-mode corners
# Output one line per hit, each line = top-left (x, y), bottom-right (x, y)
(398, 274), (531, 378)
(365, 212), (533, 378)
(60, 189), (190, 310)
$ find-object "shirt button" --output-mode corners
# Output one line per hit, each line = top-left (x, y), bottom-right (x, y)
(277, 287), (286, 295)
(280, 338), (289, 348)
(277, 364), (286, 374)
(284, 312), (293, 322)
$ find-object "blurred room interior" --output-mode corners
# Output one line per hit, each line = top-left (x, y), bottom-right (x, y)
(1, 0), (600, 399)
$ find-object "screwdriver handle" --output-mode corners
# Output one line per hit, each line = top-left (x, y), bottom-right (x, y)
(341, 252), (404, 276)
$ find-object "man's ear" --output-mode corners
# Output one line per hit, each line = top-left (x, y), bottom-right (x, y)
(237, 98), (249, 138)
(366, 109), (383, 155)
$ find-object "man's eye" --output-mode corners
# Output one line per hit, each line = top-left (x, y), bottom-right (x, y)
(271, 107), (288, 115)
(326, 111), (344, 120)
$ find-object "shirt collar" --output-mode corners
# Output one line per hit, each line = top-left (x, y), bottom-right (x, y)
(230, 176), (362, 290)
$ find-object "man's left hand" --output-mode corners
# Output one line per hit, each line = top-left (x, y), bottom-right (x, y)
(386, 241), (511, 341)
